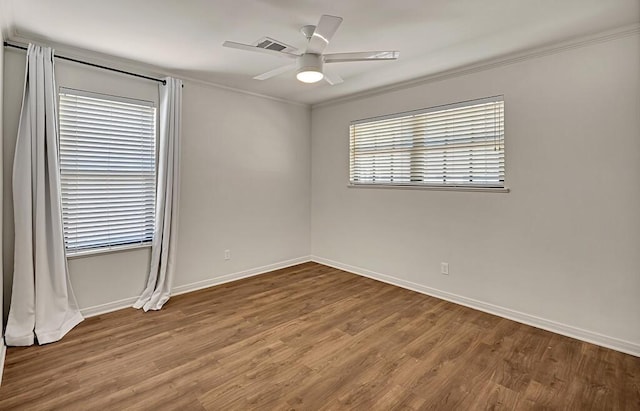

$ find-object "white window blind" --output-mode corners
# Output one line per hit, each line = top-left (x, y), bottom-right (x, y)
(58, 89), (157, 254)
(350, 96), (505, 188)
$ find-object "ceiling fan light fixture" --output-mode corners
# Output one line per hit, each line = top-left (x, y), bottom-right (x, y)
(296, 53), (324, 83)
(296, 69), (324, 83)
(223, 14), (399, 86)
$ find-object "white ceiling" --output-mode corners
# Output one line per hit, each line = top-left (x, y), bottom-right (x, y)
(1, 0), (638, 105)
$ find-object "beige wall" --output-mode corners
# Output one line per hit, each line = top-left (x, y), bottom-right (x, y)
(2, 31), (637, 354)
(311, 34), (640, 348)
(2, 48), (311, 314)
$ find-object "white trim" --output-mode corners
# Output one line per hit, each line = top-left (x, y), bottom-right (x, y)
(177, 75), (309, 108)
(348, 184), (510, 193)
(310, 256), (640, 358)
(171, 256), (311, 296)
(0, 344), (6, 387)
(312, 24), (640, 109)
(66, 242), (152, 260)
(79, 296), (139, 318)
(80, 256), (312, 317)
(59, 87), (156, 108)
(6, 25), (638, 109)
(7, 31), (308, 109)
(350, 95), (504, 125)
(0, 3), (14, 38)
(67, 253), (640, 357)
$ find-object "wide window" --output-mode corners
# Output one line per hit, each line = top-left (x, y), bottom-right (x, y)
(58, 89), (157, 255)
(349, 96), (505, 188)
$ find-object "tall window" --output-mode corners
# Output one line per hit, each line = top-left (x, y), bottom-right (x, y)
(349, 96), (505, 188)
(58, 89), (157, 255)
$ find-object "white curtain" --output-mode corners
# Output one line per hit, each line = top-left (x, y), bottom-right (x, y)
(5, 44), (83, 346)
(134, 77), (182, 311)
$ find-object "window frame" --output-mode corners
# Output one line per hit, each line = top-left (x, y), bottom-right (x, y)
(349, 95), (508, 192)
(57, 87), (159, 257)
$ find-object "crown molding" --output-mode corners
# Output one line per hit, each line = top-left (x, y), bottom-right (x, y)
(0, 0), (14, 39)
(312, 23), (640, 109)
(7, 30), (309, 108)
(6, 22), (638, 110)
(173, 74), (309, 108)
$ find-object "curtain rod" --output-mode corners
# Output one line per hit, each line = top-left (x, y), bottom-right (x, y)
(4, 41), (167, 85)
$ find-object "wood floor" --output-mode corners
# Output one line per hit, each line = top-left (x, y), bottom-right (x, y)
(0, 262), (638, 410)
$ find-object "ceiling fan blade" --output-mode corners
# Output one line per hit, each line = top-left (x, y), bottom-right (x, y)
(323, 68), (343, 85)
(306, 15), (343, 54)
(324, 51), (399, 63)
(223, 41), (299, 59)
(253, 63), (297, 80)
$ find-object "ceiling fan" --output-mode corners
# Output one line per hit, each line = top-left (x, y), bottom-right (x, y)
(223, 15), (399, 85)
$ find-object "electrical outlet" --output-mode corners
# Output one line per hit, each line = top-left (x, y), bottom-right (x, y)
(440, 262), (449, 275)
(224, 249), (231, 260)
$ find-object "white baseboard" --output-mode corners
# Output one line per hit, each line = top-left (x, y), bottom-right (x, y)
(0, 343), (6, 387)
(311, 256), (640, 358)
(171, 256), (311, 296)
(80, 296), (139, 318)
(80, 256), (312, 318)
(77, 254), (639, 356)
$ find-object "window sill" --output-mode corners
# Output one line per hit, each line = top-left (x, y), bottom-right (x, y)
(348, 183), (510, 193)
(66, 242), (153, 259)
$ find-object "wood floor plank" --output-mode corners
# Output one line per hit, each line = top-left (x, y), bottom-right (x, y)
(457, 380), (521, 410)
(0, 262), (637, 410)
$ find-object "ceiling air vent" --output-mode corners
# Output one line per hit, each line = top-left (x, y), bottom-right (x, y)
(253, 37), (297, 54)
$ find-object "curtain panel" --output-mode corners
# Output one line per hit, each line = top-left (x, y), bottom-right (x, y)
(5, 44), (83, 346)
(134, 77), (182, 311)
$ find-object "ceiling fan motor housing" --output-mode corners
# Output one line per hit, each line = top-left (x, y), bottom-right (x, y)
(298, 53), (323, 73)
